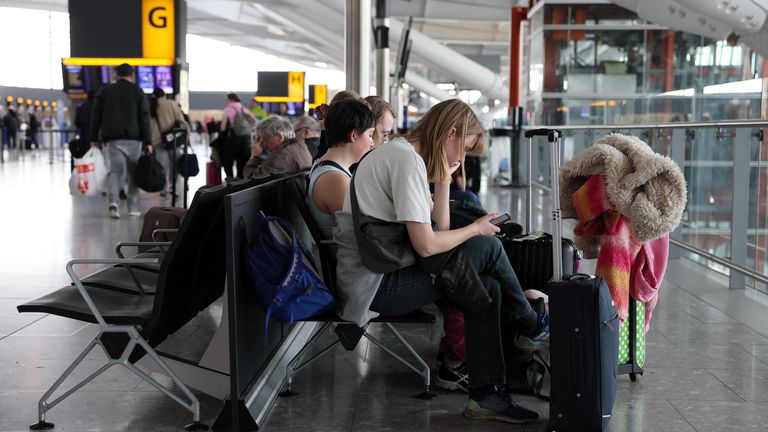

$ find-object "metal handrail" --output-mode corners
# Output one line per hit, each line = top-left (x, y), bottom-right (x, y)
(522, 120), (768, 287)
(522, 119), (768, 131)
(669, 239), (768, 286)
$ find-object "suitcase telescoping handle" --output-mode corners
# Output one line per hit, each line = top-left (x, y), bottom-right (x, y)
(524, 128), (564, 282)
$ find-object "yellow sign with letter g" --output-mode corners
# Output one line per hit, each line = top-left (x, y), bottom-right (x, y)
(142, 0), (175, 60)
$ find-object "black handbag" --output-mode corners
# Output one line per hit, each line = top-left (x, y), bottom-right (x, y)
(134, 152), (166, 192)
(449, 200), (487, 230)
(68, 138), (89, 159)
(177, 146), (199, 178)
(450, 199), (524, 236)
(350, 166), (415, 273)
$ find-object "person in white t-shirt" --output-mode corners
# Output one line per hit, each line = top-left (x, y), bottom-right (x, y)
(333, 99), (549, 425)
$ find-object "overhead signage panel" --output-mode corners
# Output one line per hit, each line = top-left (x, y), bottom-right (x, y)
(255, 71), (305, 103)
(142, 0), (175, 60)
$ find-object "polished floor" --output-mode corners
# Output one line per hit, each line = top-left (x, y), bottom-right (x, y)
(2, 145), (768, 432)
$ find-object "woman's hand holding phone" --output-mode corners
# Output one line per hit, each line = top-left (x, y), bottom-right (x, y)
(472, 213), (502, 236)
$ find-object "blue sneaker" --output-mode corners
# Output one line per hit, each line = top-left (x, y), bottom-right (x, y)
(514, 313), (549, 352)
(463, 385), (539, 424)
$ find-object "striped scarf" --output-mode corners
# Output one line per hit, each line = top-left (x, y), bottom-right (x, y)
(572, 175), (642, 321)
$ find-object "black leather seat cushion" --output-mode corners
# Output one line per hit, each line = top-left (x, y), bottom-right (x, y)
(17, 285), (154, 326)
(81, 266), (159, 295)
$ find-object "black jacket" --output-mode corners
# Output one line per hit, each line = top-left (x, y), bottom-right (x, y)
(74, 99), (93, 144)
(89, 79), (151, 145)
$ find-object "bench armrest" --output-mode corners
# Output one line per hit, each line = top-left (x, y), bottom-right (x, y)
(115, 241), (173, 258)
(152, 228), (178, 242)
(66, 258), (159, 327)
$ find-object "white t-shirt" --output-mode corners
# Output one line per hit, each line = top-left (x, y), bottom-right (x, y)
(334, 137), (431, 325)
(343, 137), (432, 223)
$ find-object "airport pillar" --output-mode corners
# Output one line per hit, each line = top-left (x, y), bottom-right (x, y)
(374, 0), (390, 101)
(345, 0), (372, 96)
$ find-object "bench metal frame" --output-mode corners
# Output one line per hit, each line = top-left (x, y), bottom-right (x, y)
(28, 259), (206, 432)
(282, 321), (433, 397)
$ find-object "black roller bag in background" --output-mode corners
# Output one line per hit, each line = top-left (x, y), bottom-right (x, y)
(525, 129), (619, 431)
(501, 234), (579, 293)
(498, 126), (580, 292)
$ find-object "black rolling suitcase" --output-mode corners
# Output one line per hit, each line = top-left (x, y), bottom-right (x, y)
(501, 233), (579, 293)
(499, 127), (581, 292)
(525, 129), (619, 431)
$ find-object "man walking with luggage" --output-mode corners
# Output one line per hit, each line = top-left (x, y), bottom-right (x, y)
(89, 63), (152, 219)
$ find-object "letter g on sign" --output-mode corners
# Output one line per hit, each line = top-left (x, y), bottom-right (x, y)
(149, 7), (167, 28)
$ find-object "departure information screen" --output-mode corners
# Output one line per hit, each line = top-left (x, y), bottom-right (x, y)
(62, 64), (175, 95)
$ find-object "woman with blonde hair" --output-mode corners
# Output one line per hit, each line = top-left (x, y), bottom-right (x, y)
(333, 99), (549, 425)
(363, 95), (396, 147)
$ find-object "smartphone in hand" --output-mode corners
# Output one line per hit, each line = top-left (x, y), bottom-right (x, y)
(490, 213), (511, 226)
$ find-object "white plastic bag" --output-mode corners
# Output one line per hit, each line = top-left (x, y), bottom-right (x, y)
(69, 147), (107, 196)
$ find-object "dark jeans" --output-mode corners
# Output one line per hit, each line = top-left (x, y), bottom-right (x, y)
(219, 135), (250, 179)
(371, 235), (533, 388)
(450, 189), (482, 207)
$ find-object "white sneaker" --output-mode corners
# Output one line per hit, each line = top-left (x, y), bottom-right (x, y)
(128, 210), (142, 218)
(108, 203), (120, 219)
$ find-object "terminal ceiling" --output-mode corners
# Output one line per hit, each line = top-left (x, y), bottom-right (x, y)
(5, 0), (768, 96)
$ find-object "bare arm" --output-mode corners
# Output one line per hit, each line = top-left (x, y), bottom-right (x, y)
(432, 181), (451, 231)
(405, 213), (500, 257)
(312, 172), (349, 215)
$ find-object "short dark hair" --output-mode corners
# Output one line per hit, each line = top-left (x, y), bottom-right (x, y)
(226, 93), (240, 102)
(324, 99), (374, 148)
(152, 87), (165, 98)
(115, 63), (133, 77)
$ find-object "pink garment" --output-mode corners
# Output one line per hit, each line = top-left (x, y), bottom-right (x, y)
(224, 102), (256, 124)
(630, 234), (669, 331)
(524, 289), (549, 313)
(439, 307), (466, 361)
(439, 290), (550, 362)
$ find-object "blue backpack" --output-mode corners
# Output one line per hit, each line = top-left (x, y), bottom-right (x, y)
(245, 214), (335, 327)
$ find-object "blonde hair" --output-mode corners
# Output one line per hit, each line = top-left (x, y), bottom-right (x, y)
(407, 99), (485, 183)
(364, 95), (397, 147)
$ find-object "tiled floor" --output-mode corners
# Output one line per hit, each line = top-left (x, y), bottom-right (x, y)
(2, 146), (768, 431)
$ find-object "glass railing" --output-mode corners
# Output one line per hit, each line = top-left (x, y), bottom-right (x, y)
(518, 120), (768, 293)
(525, 95), (764, 126)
